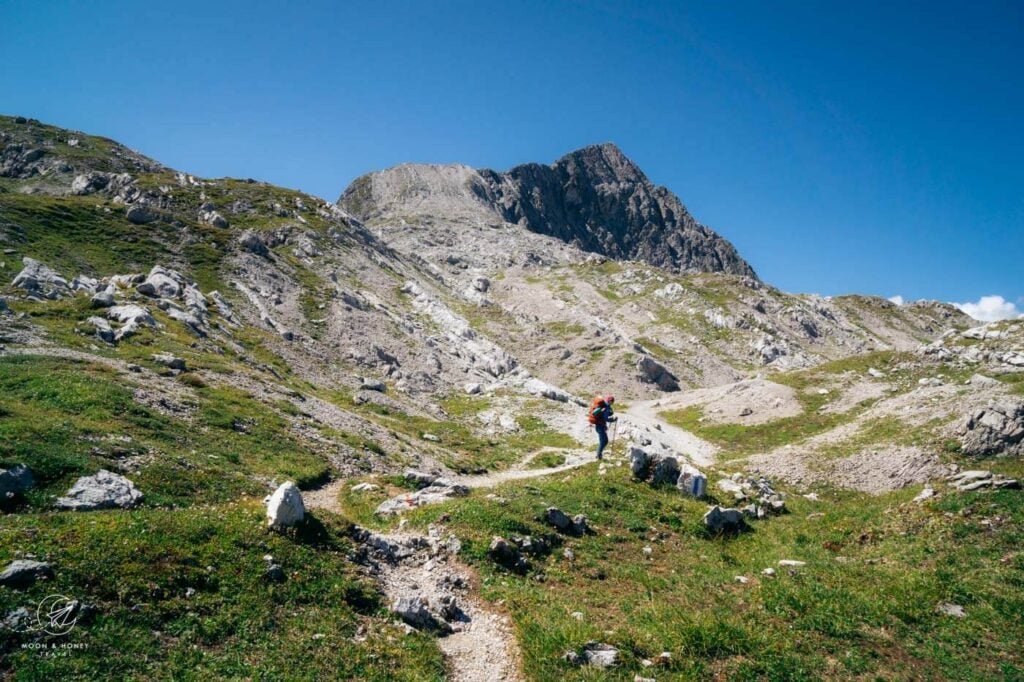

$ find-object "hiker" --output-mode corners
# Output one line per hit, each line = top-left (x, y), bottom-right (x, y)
(588, 395), (617, 460)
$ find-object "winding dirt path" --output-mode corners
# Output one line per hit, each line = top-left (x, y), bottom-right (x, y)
(307, 416), (712, 682)
(621, 398), (718, 466)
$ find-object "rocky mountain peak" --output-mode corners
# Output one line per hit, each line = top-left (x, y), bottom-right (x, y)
(553, 142), (645, 184)
(339, 144), (757, 279)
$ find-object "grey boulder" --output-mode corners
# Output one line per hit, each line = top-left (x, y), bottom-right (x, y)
(55, 470), (144, 510)
(391, 596), (451, 632)
(636, 355), (680, 392)
(0, 464), (34, 499)
(125, 204), (158, 224)
(11, 257), (69, 298)
(703, 505), (746, 534)
(0, 560), (53, 588)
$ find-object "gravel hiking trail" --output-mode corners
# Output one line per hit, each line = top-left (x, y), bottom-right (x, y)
(621, 397), (718, 466)
(306, 412), (712, 682)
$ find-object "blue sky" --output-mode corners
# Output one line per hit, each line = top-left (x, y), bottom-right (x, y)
(2, 1), (1021, 316)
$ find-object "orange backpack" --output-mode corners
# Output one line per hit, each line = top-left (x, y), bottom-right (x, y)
(587, 395), (607, 425)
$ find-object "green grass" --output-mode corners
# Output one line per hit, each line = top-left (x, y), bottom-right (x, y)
(396, 461), (1024, 681)
(0, 502), (445, 680)
(331, 393), (579, 474)
(527, 450), (568, 469)
(543, 321), (585, 339)
(660, 351), (959, 460)
(996, 372), (1024, 396)
(0, 355), (330, 508)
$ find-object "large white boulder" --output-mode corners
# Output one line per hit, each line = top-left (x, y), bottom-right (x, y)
(266, 481), (305, 529)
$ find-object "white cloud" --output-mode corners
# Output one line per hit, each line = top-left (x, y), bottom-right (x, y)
(953, 295), (1022, 322)
(888, 295), (905, 306)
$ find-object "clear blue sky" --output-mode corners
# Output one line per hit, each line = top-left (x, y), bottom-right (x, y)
(2, 1), (1021, 314)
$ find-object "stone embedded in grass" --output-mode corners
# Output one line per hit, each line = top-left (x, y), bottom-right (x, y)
(581, 641), (619, 668)
(703, 505), (746, 534)
(0, 560), (53, 588)
(11, 257), (69, 299)
(1, 607), (33, 631)
(545, 507), (588, 536)
(404, 470), (439, 488)
(56, 470), (143, 511)
(265, 481), (305, 530)
(936, 602), (965, 618)
(0, 463), (34, 499)
(90, 288), (115, 308)
(734, 575), (749, 584)
(360, 378), (386, 392)
(125, 204), (159, 225)
(350, 482), (380, 492)
(947, 469), (1022, 492)
(778, 559), (806, 568)
(956, 399), (1024, 457)
(238, 230), (270, 257)
(761, 567), (777, 577)
(913, 487), (936, 503)
(136, 265), (184, 298)
(376, 481), (469, 515)
(488, 536), (530, 574)
(677, 468), (707, 498)
(152, 352), (187, 371)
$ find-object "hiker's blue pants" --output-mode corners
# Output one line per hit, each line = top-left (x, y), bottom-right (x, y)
(596, 425), (608, 459)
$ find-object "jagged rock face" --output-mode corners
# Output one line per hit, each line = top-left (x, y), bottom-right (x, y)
(339, 143), (756, 277)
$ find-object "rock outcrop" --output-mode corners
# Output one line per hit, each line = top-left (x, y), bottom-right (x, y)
(957, 399), (1024, 457)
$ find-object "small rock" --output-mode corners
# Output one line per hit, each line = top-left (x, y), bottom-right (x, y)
(464, 382), (482, 395)
(912, 487), (935, 503)
(152, 352), (186, 371)
(582, 641), (618, 668)
(350, 482), (380, 492)
(734, 575), (749, 584)
(264, 563), (286, 582)
(762, 567), (777, 577)
(778, 559), (806, 568)
(571, 611), (584, 621)
(936, 602), (965, 618)
(867, 368), (886, 379)
(422, 433), (440, 442)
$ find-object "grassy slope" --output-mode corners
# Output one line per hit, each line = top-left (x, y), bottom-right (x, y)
(0, 503), (444, 680)
(660, 351), (982, 460)
(393, 461), (1024, 681)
